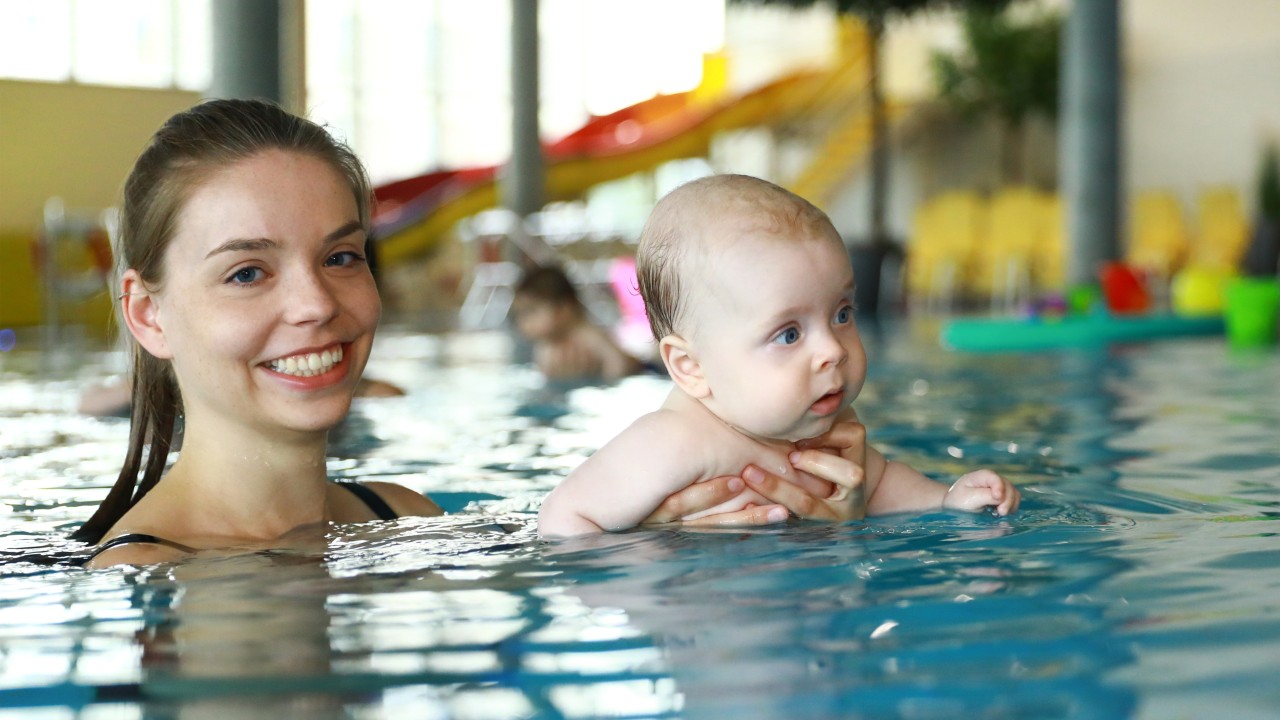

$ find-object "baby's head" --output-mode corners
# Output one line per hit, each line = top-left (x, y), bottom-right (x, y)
(636, 174), (867, 442)
(511, 264), (585, 343)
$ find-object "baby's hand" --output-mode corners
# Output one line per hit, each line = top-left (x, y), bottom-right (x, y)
(943, 469), (1020, 516)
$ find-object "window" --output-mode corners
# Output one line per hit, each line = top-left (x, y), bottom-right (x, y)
(0, 0), (211, 90)
(306, 0), (725, 186)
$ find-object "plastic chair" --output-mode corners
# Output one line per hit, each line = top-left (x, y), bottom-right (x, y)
(906, 190), (985, 312)
(1034, 194), (1066, 293)
(1192, 185), (1249, 270)
(1127, 189), (1190, 278)
(977, 187), (1046, 312)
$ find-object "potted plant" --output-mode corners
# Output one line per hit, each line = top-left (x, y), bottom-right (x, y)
(1241, 143), (1280, 277)
(930, 4), (1062, 186)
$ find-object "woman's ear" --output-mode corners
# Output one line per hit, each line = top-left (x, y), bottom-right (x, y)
(659, 334), (710, 399)
(120, 269), (172, 359)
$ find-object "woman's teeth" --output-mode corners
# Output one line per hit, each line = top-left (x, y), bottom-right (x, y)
(267, 346), (343, 377)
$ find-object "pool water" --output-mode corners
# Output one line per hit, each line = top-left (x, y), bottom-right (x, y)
(0, 322), (1278, 719)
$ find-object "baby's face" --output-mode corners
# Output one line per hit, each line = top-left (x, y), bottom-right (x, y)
(684, 224), (867, 442)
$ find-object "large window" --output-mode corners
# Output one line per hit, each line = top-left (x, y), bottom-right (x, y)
(306, 0), (726, 185)
(0, 0), (211, 90)
(0, 0), (827, 190)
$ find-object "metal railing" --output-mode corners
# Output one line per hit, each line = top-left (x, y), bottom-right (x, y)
(38, 198), (118, 356)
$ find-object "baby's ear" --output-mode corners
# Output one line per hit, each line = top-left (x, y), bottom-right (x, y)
(659, 334), (709, 399)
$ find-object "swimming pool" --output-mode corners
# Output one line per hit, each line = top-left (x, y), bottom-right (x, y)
(1, 321), (1277, 718)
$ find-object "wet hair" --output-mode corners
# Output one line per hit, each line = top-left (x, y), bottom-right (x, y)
(514, 264), (582, 310)
(635, 173), (835, 340)
(72, 98), (373, 545)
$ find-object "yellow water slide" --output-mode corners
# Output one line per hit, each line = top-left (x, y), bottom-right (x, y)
(374, 27), (876, 266)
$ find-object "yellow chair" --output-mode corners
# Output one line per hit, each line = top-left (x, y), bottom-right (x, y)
(1127, 189), (1190, 278)
(1192, 185), (1249, 270)
(906, 190), (985, 311)
(905, 199), (941, 300)
(976, 187), (1047, 311)
(1034, 194), (1066, 293)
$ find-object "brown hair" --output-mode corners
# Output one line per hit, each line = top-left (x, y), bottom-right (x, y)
(73, 98), (373, 544)
(514, 264), (582, 310)
(636, 174), (834, 339)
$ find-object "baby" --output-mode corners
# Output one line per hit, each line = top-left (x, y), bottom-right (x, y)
(538, 174), (1019, 537)
(511, 264), (646, 381)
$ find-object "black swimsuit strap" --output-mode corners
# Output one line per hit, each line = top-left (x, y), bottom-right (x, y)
(85, 482), (399, 563)
(336, 481), (399, 521)
(86, 533), (197, 562)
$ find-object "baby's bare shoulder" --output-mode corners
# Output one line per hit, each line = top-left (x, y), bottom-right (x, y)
(623, 407), (713, 450)
(642, 407), (789, 480)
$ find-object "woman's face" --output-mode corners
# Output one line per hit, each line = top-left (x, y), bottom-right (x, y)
(143, 149), (379, 438)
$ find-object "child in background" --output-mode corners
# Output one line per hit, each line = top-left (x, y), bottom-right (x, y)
(538, 174), (1020, 537)
(511, 264), (647, 381)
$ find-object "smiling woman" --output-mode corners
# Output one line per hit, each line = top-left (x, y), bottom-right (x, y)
(73, 99), (444, 568)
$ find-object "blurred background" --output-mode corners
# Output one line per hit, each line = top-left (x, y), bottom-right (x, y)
(2, 0), (1278, 345)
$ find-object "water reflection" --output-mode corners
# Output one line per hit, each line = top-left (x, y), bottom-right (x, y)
(546, 499), (1136, 718)
(2, 330), (1278, 716)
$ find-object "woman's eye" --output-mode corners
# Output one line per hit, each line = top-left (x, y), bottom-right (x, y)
(227, 267), (264, 285)
(325, 251), (365, 268)
(772, 327), (801, 345)
(834, 305), (854, 324)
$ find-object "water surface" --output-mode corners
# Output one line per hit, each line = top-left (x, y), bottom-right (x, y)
(0, 324), (1277, 718)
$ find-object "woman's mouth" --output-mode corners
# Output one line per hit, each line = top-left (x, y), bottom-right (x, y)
(265, 345), (344, 377)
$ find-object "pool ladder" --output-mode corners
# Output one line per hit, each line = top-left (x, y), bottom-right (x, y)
(38, 198), (118, 355)
(457, 209), (621, 331)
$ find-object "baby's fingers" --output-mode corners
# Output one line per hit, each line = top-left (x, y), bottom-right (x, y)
(994, 483), (1021, 516)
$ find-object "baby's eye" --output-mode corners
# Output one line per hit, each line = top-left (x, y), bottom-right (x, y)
(771, 327), (801, 345)
(325, 251), (366, 268)
(226, 266), (265, 285)
(834, 304), (854, 325)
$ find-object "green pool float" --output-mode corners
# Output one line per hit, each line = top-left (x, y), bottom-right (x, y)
(941, 312), (1225, 352)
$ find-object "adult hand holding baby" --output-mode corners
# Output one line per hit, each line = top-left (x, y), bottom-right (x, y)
(641, 419), (869, 526)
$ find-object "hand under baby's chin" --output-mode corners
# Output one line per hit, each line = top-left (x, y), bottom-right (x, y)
(733, 421), (834, 454)
(724, 428), (837, 498)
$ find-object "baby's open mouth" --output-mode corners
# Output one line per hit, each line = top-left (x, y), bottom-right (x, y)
(266, 345), (344, 377)
(811, 389), (844, 415)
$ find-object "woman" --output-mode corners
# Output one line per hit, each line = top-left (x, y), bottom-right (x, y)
(76, 99), (865, 568)
(75, 99), (441, 567)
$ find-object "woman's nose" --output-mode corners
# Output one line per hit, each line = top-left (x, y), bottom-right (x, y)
(282, 267), (339, 325)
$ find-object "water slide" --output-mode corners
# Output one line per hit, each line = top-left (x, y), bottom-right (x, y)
(371, 66), (848, 266)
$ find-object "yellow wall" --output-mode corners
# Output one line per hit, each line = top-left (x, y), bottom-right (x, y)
(0, 80), (199, 326)
(0, 80), (200, 233)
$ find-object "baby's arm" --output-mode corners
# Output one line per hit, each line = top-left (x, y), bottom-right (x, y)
(538, 411), (706, 537)
(864, 446), (1020, 517)
(862, 447), (946, 514)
